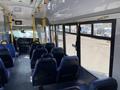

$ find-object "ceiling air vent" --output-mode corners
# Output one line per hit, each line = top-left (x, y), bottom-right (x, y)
(13, 7), (22, 12)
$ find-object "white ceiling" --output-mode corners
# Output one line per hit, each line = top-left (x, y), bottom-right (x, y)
(39, 0), (120, 23)
(1, 0), (120, 24)
(0, 0), (40, 19)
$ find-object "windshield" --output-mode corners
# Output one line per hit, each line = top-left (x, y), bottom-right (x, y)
(13, 30), (39, 38)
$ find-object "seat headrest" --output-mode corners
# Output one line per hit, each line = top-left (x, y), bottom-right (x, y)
(39, 58), (57, 66)
(60, 56), (79, 67)
(52, 47), (64, 53)
(36, 44), (44, 49)
(51, 47), (65, 66)
(33, 47), (48, 55)
(89, 78), (118, 90)
(51, 47), (64, 57)
(45, 43), (55, 52)
(41, 53), (53, 58)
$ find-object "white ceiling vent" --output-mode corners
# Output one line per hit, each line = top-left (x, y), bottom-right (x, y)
(13, 7), (22, 12)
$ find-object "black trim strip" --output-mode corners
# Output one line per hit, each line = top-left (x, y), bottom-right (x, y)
(109, 19), (116, 77)
(63, 25), (66, 53)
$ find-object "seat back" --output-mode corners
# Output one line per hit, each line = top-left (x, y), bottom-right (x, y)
(29, 43), (42, 59)
(57, 56), (79, 83)
(41, 53), (53, 59)
(45, 43), (55, 53)
(31, 47), (47, 69)
(0, 58), (8, 87)
(89, 78), (118, 90)
(5, 44), (16, 57)
(0, 46), (14, 68)
(32, 58), (57, 86)
(51, 47), (65, 67)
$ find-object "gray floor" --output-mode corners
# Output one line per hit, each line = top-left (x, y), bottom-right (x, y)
(4, 55), (37, 90)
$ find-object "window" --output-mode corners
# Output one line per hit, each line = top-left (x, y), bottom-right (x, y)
(71, 25), (77, 33)
(65, 26), (70, 32)
(58, 25), (63, 32)
(80, 20), (114, 79)
(51, 25), (55, 31)
(57, 25), (63, 48)
(13, 30), (38, 38)
(46, 26), (50, 42)
(66, 34), (77, 55)
(94, 23), (112, 37)
(81, 24), (92, 34)
(81, 36), (110, 79)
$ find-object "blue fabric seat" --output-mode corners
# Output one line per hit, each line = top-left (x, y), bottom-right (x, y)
(32, 58), (57, 86)
(61, 85), (89, 90)
(89, 78), (118, 90)
(31, 47), (47, 69)
(57, 56), (79, 83)
(0, 46), (14, 68)
(29, 43), (43, 59)
(41, 53), (54, 59)
(0, 58), (9, 87)
(45, 43), (55, 53)
(51, 47), (65, 67)
(5, 44), (16, 58)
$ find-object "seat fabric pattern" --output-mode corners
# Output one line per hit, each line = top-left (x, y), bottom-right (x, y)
(57, 56), (79, 83)
(32, 58), (57, 86)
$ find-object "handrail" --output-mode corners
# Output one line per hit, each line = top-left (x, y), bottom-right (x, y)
(32, 15), (36, 42)
(9, 14), (14, 44)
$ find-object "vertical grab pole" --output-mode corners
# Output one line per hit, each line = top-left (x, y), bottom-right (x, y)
(42, 18), (47, 43)
(32, 15), (36, 42)
(9, 14), (14, 44)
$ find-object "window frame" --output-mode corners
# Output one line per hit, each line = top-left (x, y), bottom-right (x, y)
(79, 19), (116, 77)
(49, 19), (116, 78)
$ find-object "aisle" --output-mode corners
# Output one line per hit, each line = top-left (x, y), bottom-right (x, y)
(4, 55), (37, 90)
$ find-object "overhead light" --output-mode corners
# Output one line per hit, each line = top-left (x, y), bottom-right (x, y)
(62, 0), (65, 3)
(19, 0), (22, 2)
(47, 2), (51, 10)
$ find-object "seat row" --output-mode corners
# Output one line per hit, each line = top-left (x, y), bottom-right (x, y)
(29, 43), (80, 86)
(32, 56), (80, 87)
(61, 78), (118, 90)
(30, 43), (65, 70)
(29, 42), (118, 90)
(0, 43), (16, 89)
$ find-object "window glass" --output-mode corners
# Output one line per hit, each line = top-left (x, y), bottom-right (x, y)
(94, 23), (112, 37)
(13, 30), (38, 38)
(52, 26), (55, 31)
(81, 36), (110, 78)
(81, 24), (91, 34)
(65, 26), (70, 32)
(51, 31), (56, 44)
(56, 25), (63, 47)
(50, 26), (55, 31)
(71, 25), (77, 33)
(58, 25), (63, 32)
(66, 34), (77, 55)
(46, 26), (50, 42)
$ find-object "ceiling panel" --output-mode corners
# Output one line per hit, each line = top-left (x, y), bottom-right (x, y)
(44, 0), (120, 23)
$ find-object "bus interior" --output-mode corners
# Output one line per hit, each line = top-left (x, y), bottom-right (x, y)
(0, 0), (120, 90)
